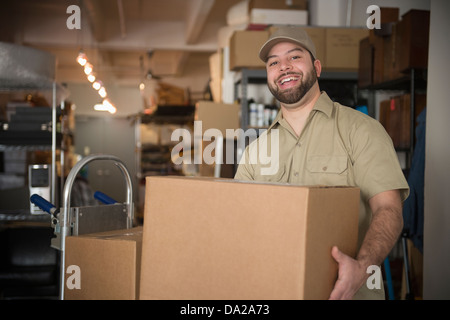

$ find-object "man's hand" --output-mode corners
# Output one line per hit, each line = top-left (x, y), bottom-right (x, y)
(329, 190), (404, 300)
(328, 246), (368, 300)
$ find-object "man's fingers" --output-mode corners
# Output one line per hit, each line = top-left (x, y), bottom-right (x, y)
(331, 246), (343, 263)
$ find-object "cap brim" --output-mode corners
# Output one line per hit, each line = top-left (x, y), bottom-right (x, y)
(259, 36), (314, 62)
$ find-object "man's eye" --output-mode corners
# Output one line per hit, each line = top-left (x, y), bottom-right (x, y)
(291, 55), (300, 60)
(268, 60), (278, 67)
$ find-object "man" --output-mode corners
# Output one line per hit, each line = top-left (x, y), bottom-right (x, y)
(234, 26), (409, 300)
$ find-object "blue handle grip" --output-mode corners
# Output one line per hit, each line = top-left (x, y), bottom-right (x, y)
(94, 191), (117, 204)
(30, 194), (57, 214)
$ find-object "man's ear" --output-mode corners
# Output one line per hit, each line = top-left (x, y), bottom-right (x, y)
(314, 59), (322, 78)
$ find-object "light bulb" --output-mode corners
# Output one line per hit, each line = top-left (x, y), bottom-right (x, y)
(84, 63), (93, 75)
(87, 74), (96, 83)
(93, 81), (101, 90)
(98, 87), (107, 98)
(76, 52), (87, 66)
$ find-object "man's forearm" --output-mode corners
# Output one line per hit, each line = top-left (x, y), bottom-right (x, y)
(356, 203), (404, 269)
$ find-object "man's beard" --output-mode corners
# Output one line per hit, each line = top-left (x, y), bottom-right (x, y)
(268, 67), (318, 105)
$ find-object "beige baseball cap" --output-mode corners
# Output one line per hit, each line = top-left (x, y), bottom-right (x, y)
(259, 26), (317, 62)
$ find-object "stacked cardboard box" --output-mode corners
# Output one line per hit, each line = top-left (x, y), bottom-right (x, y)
(358, 9), (430, 87)
(62, 176), (360, 300)
(230, 26), (368, 72)
(379, 93), (427, 149)
(64, 227), (143, 300)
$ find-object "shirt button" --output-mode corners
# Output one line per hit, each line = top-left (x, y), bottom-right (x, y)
(296, 142), (301, 147)
(322, 166), (327, 171)
(294, 172), (299, 177)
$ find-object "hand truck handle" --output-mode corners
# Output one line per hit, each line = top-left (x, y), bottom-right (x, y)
(94, 191), (118, 204)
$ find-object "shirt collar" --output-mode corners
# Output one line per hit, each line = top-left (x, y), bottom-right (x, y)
(267, 91), (334, 132)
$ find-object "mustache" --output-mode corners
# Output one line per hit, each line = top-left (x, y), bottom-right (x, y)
(276, 72), (302, 83)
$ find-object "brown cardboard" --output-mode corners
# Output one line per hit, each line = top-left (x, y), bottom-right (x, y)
(249, 0), (308, 11)
(396, 10), (430, 72)
(229, 30), (269, 70)
(195, 101), (240, 137)
(139, 176), (359, 300)
(358, 37), (373, 88)
(325, 28), (369, 71)
(64, 227), (143, 300)
(379, 94), (427, 149)
(382, 23), (403, 82)
(195, 101), (240, 178)
(303, 27), (326, 67)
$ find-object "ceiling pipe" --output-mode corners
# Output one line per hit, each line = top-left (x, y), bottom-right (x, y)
(117, 0), (127, 39)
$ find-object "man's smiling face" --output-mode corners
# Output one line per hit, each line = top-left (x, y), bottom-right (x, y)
(266, 42), (319, 105)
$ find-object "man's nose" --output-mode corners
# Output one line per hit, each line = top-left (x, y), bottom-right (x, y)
(279, 59), (292, 72)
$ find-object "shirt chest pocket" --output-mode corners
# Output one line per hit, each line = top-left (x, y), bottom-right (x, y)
(306, 155), (349, 185)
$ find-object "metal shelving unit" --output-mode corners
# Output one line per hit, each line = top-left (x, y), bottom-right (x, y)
(0, 42), (69, 218)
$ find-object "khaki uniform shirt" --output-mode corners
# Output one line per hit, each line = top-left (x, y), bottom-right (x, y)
(234, 92), (409, 300)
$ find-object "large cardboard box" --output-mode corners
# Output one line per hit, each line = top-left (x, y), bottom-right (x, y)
(229, 30), (269, 70)
(139, 176), (359, 300)
(64, 227), (143, 300)
(325, 28), (369, 71)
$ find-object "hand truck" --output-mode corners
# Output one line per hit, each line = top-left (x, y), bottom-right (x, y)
(30, 154), (134, 300)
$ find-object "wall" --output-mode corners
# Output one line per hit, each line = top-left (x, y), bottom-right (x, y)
(66, 83), (143, 117)
(74, 115), (137, 204)
(423, 0), (450, 299)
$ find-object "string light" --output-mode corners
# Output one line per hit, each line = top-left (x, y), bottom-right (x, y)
(83, 62), (93, 75)
(92, 80), (102, 90)
(76, 52), (116, 113)
(76, 51), (87, 66)
(87, 74), (96, 83)
(98, 87), (107, 98)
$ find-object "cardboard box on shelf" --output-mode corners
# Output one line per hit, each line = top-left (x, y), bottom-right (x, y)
(249, 0), (308, 11)
(194, 101), (240, 178)
(139, 176), (360, 300)
(396, 10), (430, 73)
(195, 101), (240, 137)
(64, 227), (143, 300)
(229, 30), (269, 71)
(250, 9), (308, 26)
(325, 27), (369, 71)
(358, 37), (373, 88)
(379, 93), (427, 149)
(303, 27), (326, 67)
(382, 23), (403, 83)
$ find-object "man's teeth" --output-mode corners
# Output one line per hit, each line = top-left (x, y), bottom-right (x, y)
(280, 77), (298, 84)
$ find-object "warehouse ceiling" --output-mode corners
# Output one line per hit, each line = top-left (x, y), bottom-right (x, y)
(0, 0), (242, 86)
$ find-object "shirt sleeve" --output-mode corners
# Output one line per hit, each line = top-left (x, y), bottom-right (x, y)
(348, 115), (410, 202)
